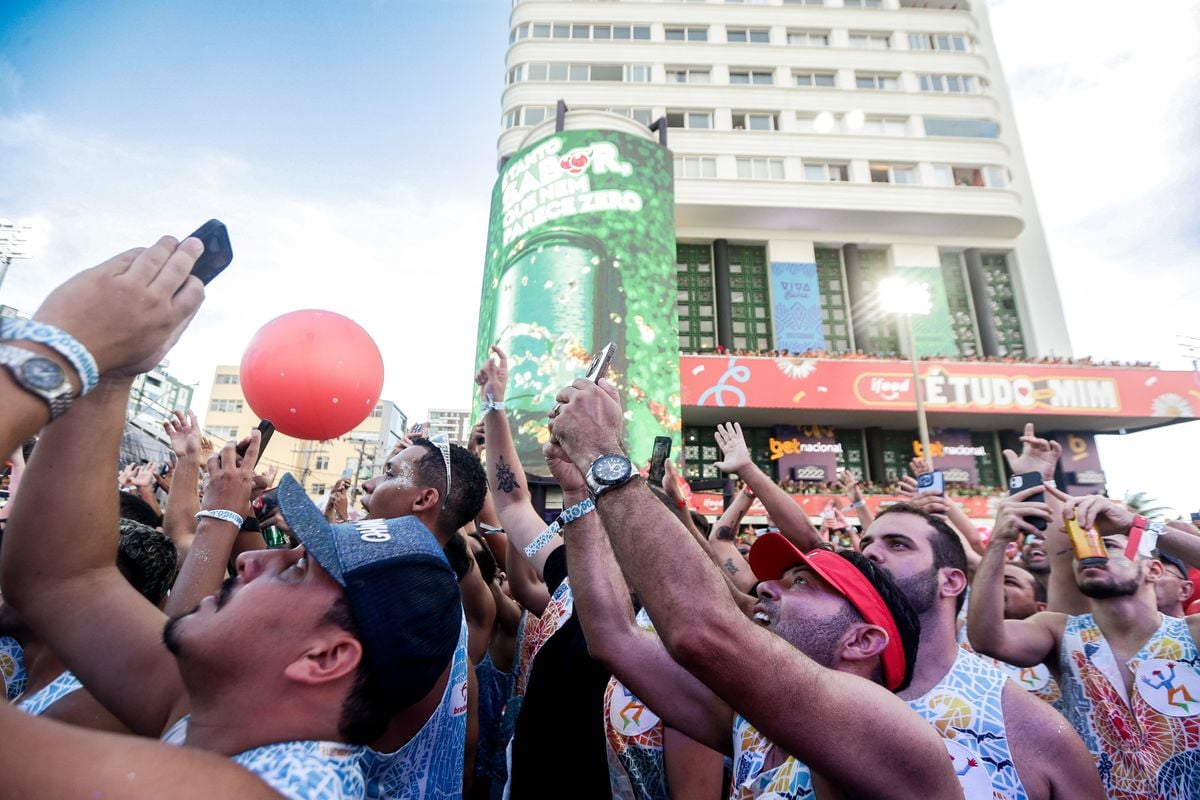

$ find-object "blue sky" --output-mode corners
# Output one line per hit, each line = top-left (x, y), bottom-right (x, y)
(1, 0), (1198, 512)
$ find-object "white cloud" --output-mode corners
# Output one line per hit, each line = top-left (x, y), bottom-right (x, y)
(986, 0), (1200, 513)
(0, 112), (489, 423)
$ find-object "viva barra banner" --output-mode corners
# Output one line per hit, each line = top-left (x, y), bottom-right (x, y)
(895, 265), (957, 357)
(770, 262), (825, 352)
(474, 128), (679, 475)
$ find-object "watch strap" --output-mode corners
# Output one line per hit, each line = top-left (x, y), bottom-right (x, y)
(585, 454), (634, 498)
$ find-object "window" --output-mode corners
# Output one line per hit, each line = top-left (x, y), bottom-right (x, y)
(860, 116), (907, 136)
(370, 405), (384, 418)
(311, 483), (327, 495)
(727, 245), (773, 351)
(736, 158), (785, 180)
(665, 26), (708, 41)
(676, 244), (717, 352)
(209, 399), (243, 413)
(667, 67), (711, 84)
(923, 117), (999, 138)
(314, 455), (330, 470)
(855, 73), (898, 90)
(729, 69), (774, 85)
(215, 373), (239, 385)
(934, 166), (1006, 188)
(522, 22), (651, 41)
(607, 107), (655, 126)
(674, 155), (718, 178)
(918, 73), (984, 94)
(793, 70), (836, 88)
(504, 109), (518, 128)
(726, 28), (770, 44)
(908, 33), (969, 52)
(803, 162), (849, 181)
(787, 30), (829, 47)
(870, 163), (917, 184)
(515, 63), (650, 83)
(733, 111), (777, 131)
(666, 110), (713, 129)
(849, 31), (891, 49)
(844, 0), (882, 7)
(520, 106), (553, 125)
(208, 426), (238, 439)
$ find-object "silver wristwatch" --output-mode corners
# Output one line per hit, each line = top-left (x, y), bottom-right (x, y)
(584, 453), (635, 498)
(0, 343), (74, 419)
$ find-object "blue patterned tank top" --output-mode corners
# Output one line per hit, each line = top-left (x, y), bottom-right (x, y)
(0, 635), (25, 700)
(17, 670), (83, 716)
(729, 714), (814, 799)
(907, 646), (1027, 800)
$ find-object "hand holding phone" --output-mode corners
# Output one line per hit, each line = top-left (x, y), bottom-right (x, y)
(236, 420), (275, 469)
(648, 435), (672, 486)
(1008, 472), (1047, 531)
(185, 219), (233, 284)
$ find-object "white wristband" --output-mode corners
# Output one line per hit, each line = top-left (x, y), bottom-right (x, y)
(195, 509), (245, 528)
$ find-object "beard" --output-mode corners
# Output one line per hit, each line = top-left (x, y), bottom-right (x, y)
(1078, 571), (1141, 599)
(161, 577), (239, 655)
(891, 564), (941, 617)
(775, 606), (858, 669)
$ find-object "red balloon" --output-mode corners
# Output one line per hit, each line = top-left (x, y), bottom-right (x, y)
(240, 310), (384, 441)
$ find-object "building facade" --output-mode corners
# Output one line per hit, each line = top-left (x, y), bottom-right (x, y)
(427, 408), (473, 445)
(204, 365), (405, 504)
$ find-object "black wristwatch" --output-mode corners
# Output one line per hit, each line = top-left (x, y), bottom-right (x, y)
(584, 453), (635, 498)
(0, 343), (74, 419)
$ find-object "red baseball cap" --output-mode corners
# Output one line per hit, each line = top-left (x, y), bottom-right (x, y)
(749, 532), (907, 692)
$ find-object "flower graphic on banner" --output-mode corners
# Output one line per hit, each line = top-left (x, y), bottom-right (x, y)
(775, 357), (817, 380)
(1150, 393), (1194, 418)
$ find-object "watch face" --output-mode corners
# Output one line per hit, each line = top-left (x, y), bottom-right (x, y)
(20, 357), (66, 391)
(593, 454), (631, 485)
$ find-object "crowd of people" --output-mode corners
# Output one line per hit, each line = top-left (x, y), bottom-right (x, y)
(685, 345), (1161, 370)
(773, 477), (1007, 498)
(0, 235), (1198, 799)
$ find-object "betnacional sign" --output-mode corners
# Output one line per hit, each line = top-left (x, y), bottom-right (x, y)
(682, 356), (1200, 421)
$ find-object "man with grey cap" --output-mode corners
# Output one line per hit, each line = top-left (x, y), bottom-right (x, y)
(1, 364), (465, 799)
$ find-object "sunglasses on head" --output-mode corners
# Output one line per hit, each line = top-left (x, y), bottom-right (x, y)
(429, 433), (452, 510)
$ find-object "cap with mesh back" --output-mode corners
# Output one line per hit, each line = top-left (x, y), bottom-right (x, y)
(276, 473), (462, 710)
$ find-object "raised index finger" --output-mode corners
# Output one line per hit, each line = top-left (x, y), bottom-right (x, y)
(490, 344), (508, 363)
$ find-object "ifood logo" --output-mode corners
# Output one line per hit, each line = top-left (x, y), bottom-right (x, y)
(869, 377), (910, 401)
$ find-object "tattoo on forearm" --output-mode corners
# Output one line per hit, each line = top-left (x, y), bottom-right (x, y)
(495, 456), (519, 494)
(723, 558), (739, 576)
(716, 525), (734, 541)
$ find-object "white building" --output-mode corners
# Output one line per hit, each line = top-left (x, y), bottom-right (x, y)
(498, 0), (1071, 360)
(428, 408), (473, 445)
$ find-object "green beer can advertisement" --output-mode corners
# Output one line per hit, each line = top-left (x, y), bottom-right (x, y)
(474, 127), (679, 476)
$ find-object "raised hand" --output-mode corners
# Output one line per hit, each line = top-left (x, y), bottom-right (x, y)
(163, 409), (206, 468)
(475, 346), (509, 404)
(1066, 492), (1135, 535)
(660, 458), (688, 505)
(713, 422), (753, 475)
(32, 236), (206, 378)
(467, 422), (486, 457)
(542, 441), (587, 494)
(117, 462), (137, 489)
(1002, 423), (1062, 482)
(909, 457), (932, 477)
(990, 485), (1052, 546)
(546, 378), (624, 470)
(202, 431), (261, 517)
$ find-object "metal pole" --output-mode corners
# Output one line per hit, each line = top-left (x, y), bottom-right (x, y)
(0, 256), (10, 292)
(904, 313), (932, 462)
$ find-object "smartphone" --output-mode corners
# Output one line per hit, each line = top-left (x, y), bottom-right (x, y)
(185, 219), (233, 284)
(917, 471), (945, 496)
(585, 342), (616, 383)
(236, 420), (275, 469)
(1008, 471), (1047, 531)
(1191, 512), (1200, 525)
(648, 435), (672, 486)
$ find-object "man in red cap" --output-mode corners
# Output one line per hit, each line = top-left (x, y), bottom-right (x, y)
(546, 378), (961, 798)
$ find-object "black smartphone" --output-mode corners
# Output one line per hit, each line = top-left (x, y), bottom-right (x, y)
(254, 486), (280, 524)
(185, 219), (233, 284)
(585, 342), (616, 383)
(236, 420), (275, 469)
(1008, 471), (1046, 531)
(648, 435), (672, 486)
(1190, 512), (1200, 525)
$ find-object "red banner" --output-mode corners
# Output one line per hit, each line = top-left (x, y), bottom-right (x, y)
(688, 492), (998, 520)
(681, 356), (1200, 420)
